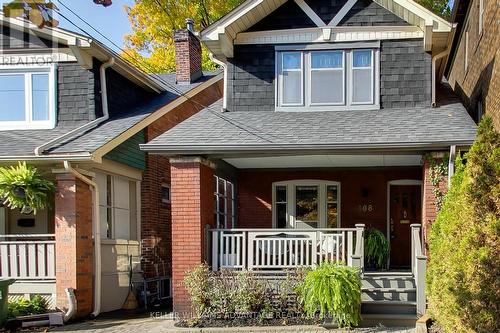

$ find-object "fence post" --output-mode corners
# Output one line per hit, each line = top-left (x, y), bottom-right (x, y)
(211, 230), (219, 271)
(352, 224), (365, 272)
(247, 232), (254, 270)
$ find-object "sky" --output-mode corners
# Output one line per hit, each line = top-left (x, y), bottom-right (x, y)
(56, 0), (134, 52)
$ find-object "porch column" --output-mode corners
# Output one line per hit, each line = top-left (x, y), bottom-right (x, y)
(422, 152), (448, 255)
(54, 173), (93, 318)
(170, 157), (215, 316)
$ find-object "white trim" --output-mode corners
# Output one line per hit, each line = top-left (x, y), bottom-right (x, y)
(464, 29), (469, 72)
(272, 180), (341, 229)
(234, 26), (424, 45)
(386, 179), (423, 267)
(294, 0), (326, 27)
(275, 41), (381, 51)
(479, 0), (484, 36)
(328, 0), (358, 27)
(0, 64), (57, 130)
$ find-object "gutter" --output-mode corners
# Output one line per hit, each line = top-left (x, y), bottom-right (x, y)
(34, 57), (115, 156)
(209, 53), (228, 111)
(431, 49), (449, 107)
(63, 161), (102, 317)
(0, 153), (93, 162)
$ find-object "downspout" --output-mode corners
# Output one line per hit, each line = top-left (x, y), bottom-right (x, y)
(34, 57), (115, 156)
(63, 161), (102, 317)
(448, 145), (456, 187)
(209, 53), (228, 111)
(431, 49), (449, 107)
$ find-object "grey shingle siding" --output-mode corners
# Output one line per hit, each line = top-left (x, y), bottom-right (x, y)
(380, 39), (431, 108)
(246, 1), (315, 31)
(57, 62), (97, 126)
(339, 0), (409, 26)
(227, 39), (431, 112)
(1, 26), (61, 49)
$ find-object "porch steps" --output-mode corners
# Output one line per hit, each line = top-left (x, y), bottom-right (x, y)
(360, 273), (418, 327)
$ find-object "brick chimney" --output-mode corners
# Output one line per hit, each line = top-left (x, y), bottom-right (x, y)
(174, 18), (202, 84)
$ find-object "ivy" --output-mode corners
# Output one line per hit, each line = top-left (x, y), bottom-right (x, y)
(425, 153), (449, 211)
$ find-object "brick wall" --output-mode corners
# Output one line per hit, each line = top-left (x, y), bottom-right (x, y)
(226, 39), (431, 112)
(173, 29), (202, 84)
(54, 173), (93, 318)
(237, 168), (422, 231)
(447, 0), (500, 129)
(170, 160), (215, 315)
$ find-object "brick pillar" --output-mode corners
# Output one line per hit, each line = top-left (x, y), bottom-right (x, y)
(55, 173), (93, 318)
(170, 158), (215, 315)
(422, 154), (447, 255)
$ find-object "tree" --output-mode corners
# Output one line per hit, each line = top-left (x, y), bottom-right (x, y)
(427, 117), (500, 333)
(416, 0), (452, 19)
(123, 0), (243, 73)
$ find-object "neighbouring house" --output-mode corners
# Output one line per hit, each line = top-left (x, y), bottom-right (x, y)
(0, 13), (222, 317)
(140, 0), (478, 325)
(445, 0), (499, 129)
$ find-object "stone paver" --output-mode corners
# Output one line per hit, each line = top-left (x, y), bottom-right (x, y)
(48, 316), (415, 333)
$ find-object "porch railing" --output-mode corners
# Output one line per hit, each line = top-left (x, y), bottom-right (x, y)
(411, 224), (427, 315)
(0, 234), (56, 280)
(210, 225), (364, 271)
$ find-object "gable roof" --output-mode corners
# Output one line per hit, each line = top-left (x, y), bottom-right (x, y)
(201, 0), (454, 58)
(141, 84), (477, 157)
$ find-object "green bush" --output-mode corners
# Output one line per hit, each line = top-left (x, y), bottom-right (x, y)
(297, 262), (361, 328)
(364, 228), (389, 270)
(427, 117), (500, 333)
(8, 296), (48, 319)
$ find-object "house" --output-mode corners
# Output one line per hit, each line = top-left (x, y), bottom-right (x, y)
(445, 0), (499, 129)
(140, 0), (477, 325)
(0, 13), (222, 317)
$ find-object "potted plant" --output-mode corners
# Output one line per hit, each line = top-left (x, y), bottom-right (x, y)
(0, 162), (55, 214)
(364, 228), (390, 270)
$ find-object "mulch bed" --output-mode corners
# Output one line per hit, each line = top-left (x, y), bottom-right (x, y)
(176, 313), (323, 328)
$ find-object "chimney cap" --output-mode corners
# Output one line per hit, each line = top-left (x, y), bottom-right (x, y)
(186, 18), (194, 32)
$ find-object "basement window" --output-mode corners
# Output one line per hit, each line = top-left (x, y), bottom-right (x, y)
(276, 46), (379, 111)
(0, 65), (56, 130)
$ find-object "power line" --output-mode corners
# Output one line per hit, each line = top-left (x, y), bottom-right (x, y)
(55, 0), (281, 145)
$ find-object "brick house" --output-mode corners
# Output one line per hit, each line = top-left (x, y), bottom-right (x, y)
(0, 14), (221, 317)
(445, 0), (499, 129)
(140, 0), (477, 325)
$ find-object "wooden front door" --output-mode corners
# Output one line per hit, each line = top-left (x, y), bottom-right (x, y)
(389, 185), (421, 268)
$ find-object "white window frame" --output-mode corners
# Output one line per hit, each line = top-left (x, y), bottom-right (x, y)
(308, 50), (346, 106)
(278, 51), (304, 106)
(272, 180), (341, 229)
(351, 49), (375, 105)
(0, 64), (57, 130)
(275, 46), (379, 112)
(214, 175), (236, 229)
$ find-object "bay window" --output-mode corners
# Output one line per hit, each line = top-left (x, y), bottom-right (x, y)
(272, 180), (341, 229)
(0, 65), (56, 130)
(276, 45), (379, 111)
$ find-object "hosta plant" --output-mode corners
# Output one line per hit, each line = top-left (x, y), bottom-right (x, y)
(0, 162), (55, 214)
(364, 228), (390, 270)
(297, 262), (361, 328)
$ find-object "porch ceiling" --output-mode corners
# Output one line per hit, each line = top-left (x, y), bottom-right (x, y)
(223, 154), (422, 169)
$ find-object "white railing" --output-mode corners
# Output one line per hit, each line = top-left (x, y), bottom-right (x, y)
(210, 225), (365, 271)
(0, 234), (56, 280)
(411, 224), (427, 316)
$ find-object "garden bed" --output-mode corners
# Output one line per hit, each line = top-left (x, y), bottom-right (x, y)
(175, 313), (322, 328)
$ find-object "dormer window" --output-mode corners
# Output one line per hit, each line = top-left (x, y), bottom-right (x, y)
(0, 65), (56, 130)
(276, 44), (379, 111)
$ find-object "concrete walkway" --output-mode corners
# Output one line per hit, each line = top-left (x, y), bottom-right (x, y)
(49, 316), (415, 333)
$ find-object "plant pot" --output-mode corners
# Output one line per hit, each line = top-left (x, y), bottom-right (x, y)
(12, 186), (26, 199)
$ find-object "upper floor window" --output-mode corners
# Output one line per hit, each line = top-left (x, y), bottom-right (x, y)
(276, 47), (379, 111)
(0, 65), (56, 130)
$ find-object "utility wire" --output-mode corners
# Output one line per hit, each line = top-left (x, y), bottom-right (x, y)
(55, 0), (281, 145)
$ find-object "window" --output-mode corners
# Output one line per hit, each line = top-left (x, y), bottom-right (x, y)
(161, 183), (171, 204)
(276, 47), (378, 111)
(272, 180), (341, 229)
(479, 0), (484, 35)
(0, 66), (56, 130)
(214, 176), (235, 229)
(96, 172), (139, 240)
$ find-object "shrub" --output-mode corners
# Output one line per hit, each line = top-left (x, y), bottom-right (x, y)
(427, 117), (500, 333)
(8, 296), (48, 319)
(297, 262), (361, 328)
(364, 228), (389, 270)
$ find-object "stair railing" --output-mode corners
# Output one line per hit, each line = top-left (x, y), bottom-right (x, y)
(411, 224), (427, 316)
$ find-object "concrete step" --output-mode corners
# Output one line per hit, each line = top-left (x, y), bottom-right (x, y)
(362, 288), (416, 302)
(362, 276), (416, 289)
(362, 300), (417, 315)
(360, 313), (418, 327)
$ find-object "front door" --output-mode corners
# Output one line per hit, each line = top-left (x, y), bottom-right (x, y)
(389, 185), (421, 268)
